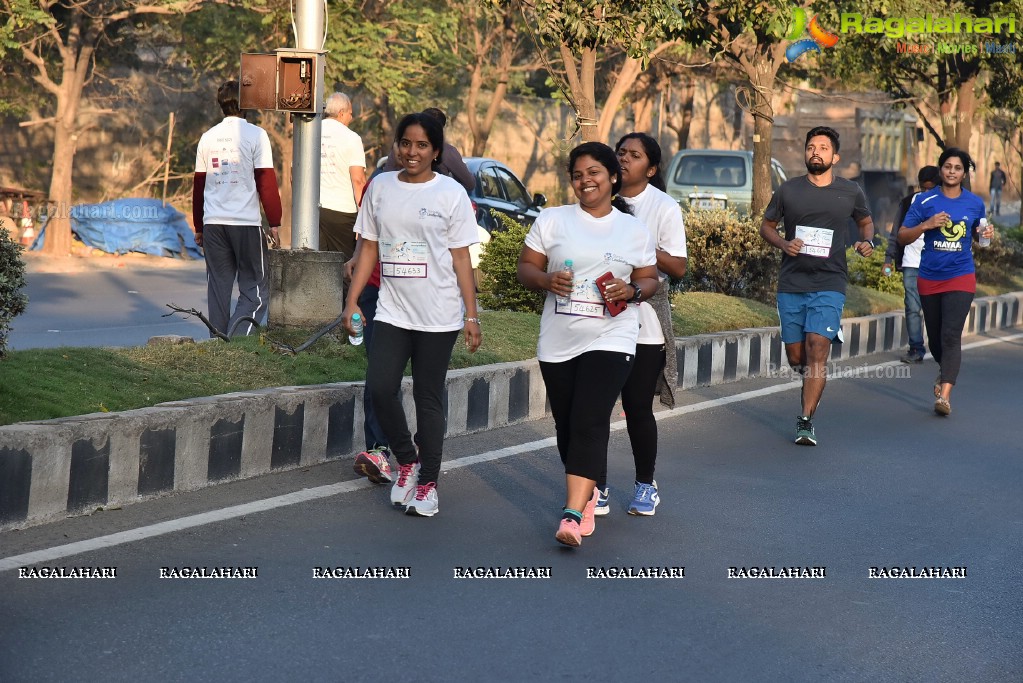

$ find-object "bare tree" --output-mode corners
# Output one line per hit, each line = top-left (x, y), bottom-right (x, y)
(5, 0), (203, 255)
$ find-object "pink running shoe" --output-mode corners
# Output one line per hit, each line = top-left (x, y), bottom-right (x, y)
(405, 482), (439, 517)
(353, 448), (393, 484)
(555, 518), (582, 547)
(580, 486), (599, 537)
(390, 461), (420, 506)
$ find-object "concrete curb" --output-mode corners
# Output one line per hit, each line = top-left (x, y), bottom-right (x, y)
(2, 292), (1020, 531)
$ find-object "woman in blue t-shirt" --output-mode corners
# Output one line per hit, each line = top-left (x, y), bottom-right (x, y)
(898, 147), (994, 416)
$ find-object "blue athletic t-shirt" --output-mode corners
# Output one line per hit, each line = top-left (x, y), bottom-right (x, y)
(902, 187), (985, 281)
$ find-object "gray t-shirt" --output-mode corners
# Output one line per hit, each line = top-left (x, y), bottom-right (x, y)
(764, 175), (870, 295)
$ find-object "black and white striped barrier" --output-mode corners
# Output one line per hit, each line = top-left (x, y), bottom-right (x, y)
(1, 293), (1020, 530)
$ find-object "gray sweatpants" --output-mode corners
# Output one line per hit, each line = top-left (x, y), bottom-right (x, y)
(202, 223), (270, 337)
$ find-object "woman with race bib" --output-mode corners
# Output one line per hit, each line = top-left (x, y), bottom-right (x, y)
(898, 147), (993, 416)
(343, 112), (482, 517)
(517, 142), (658, 547)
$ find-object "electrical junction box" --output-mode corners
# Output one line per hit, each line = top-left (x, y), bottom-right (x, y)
(240, 49), (325, 115)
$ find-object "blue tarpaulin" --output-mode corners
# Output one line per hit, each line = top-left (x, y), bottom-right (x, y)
(33, 198), (203, 259)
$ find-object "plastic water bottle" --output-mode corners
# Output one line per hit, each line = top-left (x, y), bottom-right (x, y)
(978, 217), (991, 248)
(349, 313), (364, 346)
(556, 259), (574, 307)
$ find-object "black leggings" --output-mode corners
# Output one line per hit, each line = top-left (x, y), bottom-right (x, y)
(920, 290), (974, 386)
(598, 343), (665, 488)
(539, 351), (635, 482)
(366, 321), (459, 485)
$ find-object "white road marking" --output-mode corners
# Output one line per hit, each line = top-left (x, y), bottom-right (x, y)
(2, 332), (1020, 572)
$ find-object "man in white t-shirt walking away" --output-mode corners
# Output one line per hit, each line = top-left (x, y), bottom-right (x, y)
(319, 92), (366, 257)
(193, 80), (282, 338)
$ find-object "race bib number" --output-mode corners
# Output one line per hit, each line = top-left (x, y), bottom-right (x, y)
(795, 225), (834, 258)
(555, 278), (605, 318)
(380, 239), (428, 278)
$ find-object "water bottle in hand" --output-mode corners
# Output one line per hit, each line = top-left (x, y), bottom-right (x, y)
(349, 313), (365, 346)
(556, 259), (574, 307)
(978, 218), (991, 248)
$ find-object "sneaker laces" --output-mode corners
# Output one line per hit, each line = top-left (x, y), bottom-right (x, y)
(796, 416), (812, 431)
(636, 483), (654, 501)
(414, 482), (436, 501)
(396, 462), (416, 486)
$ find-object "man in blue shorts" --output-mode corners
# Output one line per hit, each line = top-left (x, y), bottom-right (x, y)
(759, 126), (874, 445)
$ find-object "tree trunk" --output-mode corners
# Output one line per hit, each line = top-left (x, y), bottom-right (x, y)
(1018, 127), (1023, 227)
(745, 53), (781, 217)
(938, 60), (956, 146)
(673, 77), (696, 150)
(630, 72), (655, 134)
(466, 10), (517, 158)
(39, 11), (91, 255)
(595, 56), (644, 144)
(956, 72), (979, 190)
(44, 120), (77, 255)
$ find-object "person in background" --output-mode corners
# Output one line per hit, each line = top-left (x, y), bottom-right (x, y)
(382, 108), (475, 193)
(346, 215), (393, 487)
(759, 126), (874, 446)
(883, 165), (940, 364)
(319, 92), (366, 258)
(898, 147), (993, 416)
(193, 80), (282, 337)
(517, 141), (658, 548)
(343, 112), (482, 517)
(988, 161), (1006, 216)
(591, 132), (687, 518)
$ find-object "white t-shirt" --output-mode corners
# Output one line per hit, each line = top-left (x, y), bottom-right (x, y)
(195, 116), (274, 226)
(320, 118), (366, 213)
(524, 204), (656, 363)
(355, 172), (479, 332)
(623, 186), (687, 345)
(901, 192), (925, 269)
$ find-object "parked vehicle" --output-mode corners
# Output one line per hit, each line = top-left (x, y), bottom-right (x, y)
(464, 157), (547, 232)
(664, 149), (787, 215)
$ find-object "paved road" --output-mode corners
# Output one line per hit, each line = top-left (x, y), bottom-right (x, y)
(10, 257), (209, 349)
(1, 335), (1021, 682)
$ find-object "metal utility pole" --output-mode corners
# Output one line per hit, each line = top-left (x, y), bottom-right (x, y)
(266, 0), (349, 332)
(290, 0), (324, 250)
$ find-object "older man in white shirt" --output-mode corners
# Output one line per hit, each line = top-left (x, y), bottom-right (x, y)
(319, 92), (366, 257)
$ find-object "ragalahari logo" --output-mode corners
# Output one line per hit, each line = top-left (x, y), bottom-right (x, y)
(786, 7), (840, 62)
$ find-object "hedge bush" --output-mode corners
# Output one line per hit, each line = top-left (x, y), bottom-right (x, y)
(477, 212), (544, 314)
(681, 207), (779, 304)
(0, 224), (28, 358)
(847, 238), (904, 296)
(974, 229), (1023, 289)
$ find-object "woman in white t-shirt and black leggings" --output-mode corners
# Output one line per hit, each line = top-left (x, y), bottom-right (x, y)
(343, 112), (482, 518)
(518, 142), (658, 547)
(591, 132), (688, 517)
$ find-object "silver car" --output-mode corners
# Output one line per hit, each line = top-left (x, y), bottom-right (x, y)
(664, 149), (787, 215)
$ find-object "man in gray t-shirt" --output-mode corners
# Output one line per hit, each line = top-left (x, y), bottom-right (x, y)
(759, 126), (874, 447)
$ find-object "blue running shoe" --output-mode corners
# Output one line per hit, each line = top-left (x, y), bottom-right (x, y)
(594, 487), (610, 516)
(628, 480), (659, 516)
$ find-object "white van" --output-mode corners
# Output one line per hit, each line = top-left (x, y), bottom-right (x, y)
(664, 149), (787, 215)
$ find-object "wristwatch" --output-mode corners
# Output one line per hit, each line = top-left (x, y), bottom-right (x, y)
(628, 282), (644, 304)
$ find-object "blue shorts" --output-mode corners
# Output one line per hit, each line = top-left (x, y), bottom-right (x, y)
(777, 291), (845, 344)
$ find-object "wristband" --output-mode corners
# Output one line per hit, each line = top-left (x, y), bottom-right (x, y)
(464, 317), (481, 325)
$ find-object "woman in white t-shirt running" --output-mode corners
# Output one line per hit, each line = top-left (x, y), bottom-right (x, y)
(517, 142), (658, 547)
(587, 133), (689, 518)
(343, 112), (482, 518)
